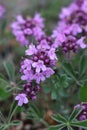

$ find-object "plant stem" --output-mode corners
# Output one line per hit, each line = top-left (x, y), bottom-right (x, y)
(40, 119), (48, 127)
(9, 105), (18, 122)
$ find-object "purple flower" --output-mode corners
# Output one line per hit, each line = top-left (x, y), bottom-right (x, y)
(16, 15), (25, 24)
(21, 59), (32, 70)
(25, 44), (37, 55)
(43, 68), (55, 78)
(52, 30), (66, 43)
(33, 26), (45, 40)
(48, 48), (57, 60)
(23, 83), (40, 100)
(74, 102), (87, 121)
(0, 5), (5, 18)
(82, 0), (87, 13)
(20, 43), (57, 84)
(56, 22), (72, 35)
(32, 60), (46, 73)
(11, 14), (45, 46)
(18, 37), (57, 106)
(76, 0), (84, 7)
(34, 72), (45, 83)
(21, 70), (34, 81)
(33, 13), (45, 28)
(52, 0), (87, 53)
(77, 37), (87, 49)
(15, 93), (28, 106)
(70, 24), (82, 36)
(59, 3), (78, 19)
(17, 35), (28, 46)
(24, 28), (32, 35)
(37, 35), (53, 49)
(37, 39), (50, 50)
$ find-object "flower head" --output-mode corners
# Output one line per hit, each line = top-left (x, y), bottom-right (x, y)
(23, 83), (40, 100)
(0, 5), (5, 18)
(74, 102), (87, 121)
(11, 14), (45, 46)
(15, 93), (28, 106)
(52, 0), (87, 53)
(20, 43), (57, 84)
(33, 13), (45, 28)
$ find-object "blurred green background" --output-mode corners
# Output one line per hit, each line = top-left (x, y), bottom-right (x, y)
(0, 0), (72, 31)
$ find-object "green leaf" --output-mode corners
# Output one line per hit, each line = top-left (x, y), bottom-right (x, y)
(51, 91), (57, 100)
(0, 111), (5, 123)
(71, 120), (87, 129)
(79, 55), (87, 76)
(69, 108), (82, 122)
(0, 77), (8, 84)
(0, 78), (10, 101)
(5, 85), (15, 92)
(1, 19), (7, 35)
(67, 126), (73, 130)
(42, 85), (51, 94)
(62, 63), (75, 78)
(0, 73), (6, 80)
(10, 120), (22, 126)
(0, 125), (5, 130)
(8, 102), (18, 122)
(47, 124), (66, 130)
(27, 104), (44, 120)
(52, 114), (67, 123)
(4, 61), (15, 81)
(62, 63), (80, 85)
(80, 85), (87, 102)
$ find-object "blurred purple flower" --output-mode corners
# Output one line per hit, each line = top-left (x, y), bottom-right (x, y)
(25, 44), (37, 55)
(74, 102), (87, 121)
(33, 13), (45, 28)
(11, 14), (45, 46)
(0, 5), (5, 18)
(77, 37), (87, 49)
(32, 60), (46, 73)
(52, 0), (87, 53)
(15, 93), (28, 106)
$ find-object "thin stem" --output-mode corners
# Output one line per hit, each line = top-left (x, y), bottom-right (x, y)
(40, 119), (49, 127)
(9, 105), (18, 122)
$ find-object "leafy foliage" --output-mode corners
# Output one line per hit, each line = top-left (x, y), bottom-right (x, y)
(47, 108), (87, 130)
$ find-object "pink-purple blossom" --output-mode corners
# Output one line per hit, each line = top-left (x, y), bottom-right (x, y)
(33, 73), (45, 83)
(20, 44), (57, 84)
(77, 37), (87, 49)
(74, 102), (87, 121)
(25, 44), (37, 55)
(33, 13), (45, 28)
(23, 83), (40, 100)
(52, 0), (87, 53)
(0, 5), (5, 18)
(32, 60), (46, 73)
(15, 93), (28, 106)
(11, 13), (45, 46)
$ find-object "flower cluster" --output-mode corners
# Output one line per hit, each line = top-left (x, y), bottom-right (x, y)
(74, 102), (87, 121)
(14, 0), (87, 106)
(52, 0), (87, 53)
(0, 5), (5, 18)
(20, 44), (57, 84)
(15, 37), (57, 106)
(12, 10), (58, 106)
(11, 13), (45, 46)
(15, 83), (40, 106)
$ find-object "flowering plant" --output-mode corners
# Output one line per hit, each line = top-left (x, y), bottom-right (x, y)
(1, 0), (87, 130)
